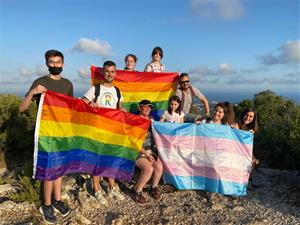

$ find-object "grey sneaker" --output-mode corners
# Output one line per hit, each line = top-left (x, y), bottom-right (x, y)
(108, 186), (125, 201)
(95, 190), (108, 205)
(52, 200), (71, 217)
(39, 205), (57, 224)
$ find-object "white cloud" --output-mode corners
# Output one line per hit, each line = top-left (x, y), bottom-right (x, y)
(265, 77), (300, 85)
(189, 65), (215, 75)
(190, 0), (245, 20)
(225, 76), (264, 85)
(217, 63), (236, 74)
(71, 38), (113, 56)
(189, 63), (236, 76)
(259, 40), (300, 65)
(78, 66), (91, 79)
(19, 64), (47, 77)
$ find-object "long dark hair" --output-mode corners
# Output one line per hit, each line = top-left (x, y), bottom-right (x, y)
(239, 108), (259, 132)
(167, 95), (182, 115)
(222, 101), (235, 125)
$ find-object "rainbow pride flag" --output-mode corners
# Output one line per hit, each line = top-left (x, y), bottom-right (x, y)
(91, 66), (178, 119)
(152, 122), (253, 196)
(33, 91), (150, 181)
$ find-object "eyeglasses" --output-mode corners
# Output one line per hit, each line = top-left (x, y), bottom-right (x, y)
(48, 60), (63, 66)
(180, 80), (190, 84)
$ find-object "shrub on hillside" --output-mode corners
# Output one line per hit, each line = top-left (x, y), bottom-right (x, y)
(0, 94), (37, 170)
(236, 90), (300, 170)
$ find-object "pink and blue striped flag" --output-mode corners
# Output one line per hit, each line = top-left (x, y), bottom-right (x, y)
(152, 122), (253, 196)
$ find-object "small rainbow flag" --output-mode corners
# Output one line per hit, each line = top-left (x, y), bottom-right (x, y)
(33, 91), (150, 181)
(91, 66), (178, 119)
(152, 122), (253, 196)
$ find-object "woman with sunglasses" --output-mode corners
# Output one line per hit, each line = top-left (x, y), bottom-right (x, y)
(144, 46), (165, 72)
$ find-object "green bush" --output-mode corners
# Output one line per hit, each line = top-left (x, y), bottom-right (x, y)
(236, 90), (300, 170)
(7, 175), (41, 207)
(0, 94), (37, 170)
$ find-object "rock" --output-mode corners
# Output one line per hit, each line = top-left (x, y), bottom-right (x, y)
(62, 175), (77, 192)
(0, 184), (20, 197)
(75, 213), (92, 225)
(232, 206), (244, 212)
(78, 191), (101, 212)
(0, 167), (7, 177)
(0, 200), (36, 222)
(211, 203), (224, 211)
(61, 192), (72, 206)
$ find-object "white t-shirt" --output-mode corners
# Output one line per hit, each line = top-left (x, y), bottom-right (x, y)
(83, 85), (123, 109)
(161, 110), (185, 123)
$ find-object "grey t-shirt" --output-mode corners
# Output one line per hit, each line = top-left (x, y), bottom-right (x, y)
(175, 85), (204, 114)
(27, 75), (73, 105)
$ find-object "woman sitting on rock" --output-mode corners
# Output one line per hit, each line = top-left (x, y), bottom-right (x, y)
(131, 99), (163, 204)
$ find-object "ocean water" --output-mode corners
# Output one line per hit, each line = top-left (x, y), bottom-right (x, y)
(4, 90), (300, 105)
(204, 91), (299, 104)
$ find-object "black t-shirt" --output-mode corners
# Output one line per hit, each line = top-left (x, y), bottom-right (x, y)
(26, 75), (73, 105)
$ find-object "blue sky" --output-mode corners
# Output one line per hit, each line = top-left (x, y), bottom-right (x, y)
(0, 0), (299, 102)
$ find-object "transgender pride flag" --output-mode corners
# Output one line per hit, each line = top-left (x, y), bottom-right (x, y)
(152, 122), (253, 196)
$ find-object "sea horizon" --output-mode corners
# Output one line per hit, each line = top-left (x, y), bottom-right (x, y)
(3, 89), (299, 105)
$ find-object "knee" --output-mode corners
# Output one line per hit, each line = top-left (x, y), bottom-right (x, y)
(154, 161), (163, 174)
(143, 165), (154, 175)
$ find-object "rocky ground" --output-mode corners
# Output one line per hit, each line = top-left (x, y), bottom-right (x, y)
(0, 168), (299, 225)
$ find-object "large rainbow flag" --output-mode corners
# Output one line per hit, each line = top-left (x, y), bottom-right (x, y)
(152, 122), (253, 196)
(33, 91), (150, 181)
(91, 66), (178, 119)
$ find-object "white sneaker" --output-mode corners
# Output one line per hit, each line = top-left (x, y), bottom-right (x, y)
(95, 190), (108, 205)
(108, 186), (125, 201)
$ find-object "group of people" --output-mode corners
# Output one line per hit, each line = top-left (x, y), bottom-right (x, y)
(19, 48), (259, 224)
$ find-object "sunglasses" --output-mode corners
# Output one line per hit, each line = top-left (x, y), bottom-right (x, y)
(180, 80), (190, 84)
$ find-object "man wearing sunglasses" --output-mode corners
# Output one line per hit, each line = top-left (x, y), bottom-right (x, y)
(175, 73), (210, 122)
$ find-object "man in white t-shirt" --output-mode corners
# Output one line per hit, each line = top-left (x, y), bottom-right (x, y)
(82, 60), (125, 205)
(175, 73), (210, 122)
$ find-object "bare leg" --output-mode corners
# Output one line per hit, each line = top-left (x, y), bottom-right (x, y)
(135, 158), (154, 192)
(53, 177), (62, 201)
(92, 176), (100, 193)
(108, 177), (115, 189)
(44, 180), (54, 205)
(151, 158), (163, 187)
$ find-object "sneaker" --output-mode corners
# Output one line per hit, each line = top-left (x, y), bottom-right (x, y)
(52, 200), (71, 217)
(149, 186), (161, 200)
(108, 186), (125, 201)
(131, 189), (147, 204)
(95, 190), (108, 205)
(39, 205), (57, 224)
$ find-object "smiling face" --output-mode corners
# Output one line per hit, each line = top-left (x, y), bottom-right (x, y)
(103, 65), (116, 83)
(243, 111), (255, 125)
(179, 75), (190, 90)
(212, 106), (225, 124)
(152, 51), (162, 62)
(139, 105), (152, 117)
(170, 100), (180, 112)
(125, 55), (136, 71)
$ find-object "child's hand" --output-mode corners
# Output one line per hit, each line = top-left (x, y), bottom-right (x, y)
(195, 120), (201, 125)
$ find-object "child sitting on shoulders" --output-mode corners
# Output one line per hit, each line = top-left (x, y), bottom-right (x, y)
(160, 95), (184, 123)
